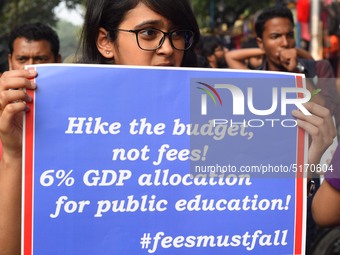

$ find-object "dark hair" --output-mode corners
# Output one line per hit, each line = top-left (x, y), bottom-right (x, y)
(241, 37), (258, 49)
(78, 0), (200, 67)
(200, 35), (223, 57)
(255, 6), (294, 38)
(8, 22), (60, 59)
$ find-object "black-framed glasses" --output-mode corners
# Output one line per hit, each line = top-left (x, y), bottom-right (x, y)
(114, 28), (194, 51)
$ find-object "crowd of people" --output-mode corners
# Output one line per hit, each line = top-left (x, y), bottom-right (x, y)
(0, 1), (339, 254)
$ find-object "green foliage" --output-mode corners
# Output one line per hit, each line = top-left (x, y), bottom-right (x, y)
(191, 0), (275, 32)
(0, 0), (84, 70)
(0, 0), (83, 40)
(55, 20), (81, 62)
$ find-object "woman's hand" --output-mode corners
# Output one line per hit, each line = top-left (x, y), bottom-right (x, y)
(0, 69), (37, 159)
(292, 102), (336, 166)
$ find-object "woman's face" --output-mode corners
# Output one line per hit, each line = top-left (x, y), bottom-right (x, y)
(108, 3), (185, 67)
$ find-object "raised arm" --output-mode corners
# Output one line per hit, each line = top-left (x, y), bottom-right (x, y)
(312, 145), (340, 227)
(296, 48), (313, 60)
(0, 69), (37, 255)
(0, 150), (22, 255)
(225, 48), (264, 69)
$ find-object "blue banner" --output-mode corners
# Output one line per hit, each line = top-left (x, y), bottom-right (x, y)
(23, 64), (307, 255)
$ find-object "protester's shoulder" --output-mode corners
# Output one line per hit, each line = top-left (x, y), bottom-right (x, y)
(314, 59), (333, 69)
(299, 58), (334, 78)
(298, 58), (316, 70)
(315, 59), (335, 78)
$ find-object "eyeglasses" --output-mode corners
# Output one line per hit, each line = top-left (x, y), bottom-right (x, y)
(114, 28), (194, 51)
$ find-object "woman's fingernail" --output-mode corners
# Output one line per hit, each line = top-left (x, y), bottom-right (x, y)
(30, 82), (37, 88)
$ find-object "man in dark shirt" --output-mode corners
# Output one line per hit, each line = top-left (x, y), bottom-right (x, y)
(255, 6), (340, 254)
(255, 6), (339, 118)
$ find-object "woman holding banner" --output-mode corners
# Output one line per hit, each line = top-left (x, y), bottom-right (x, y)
(0, 0), (337, 254)
(0, 0), (199, 253)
